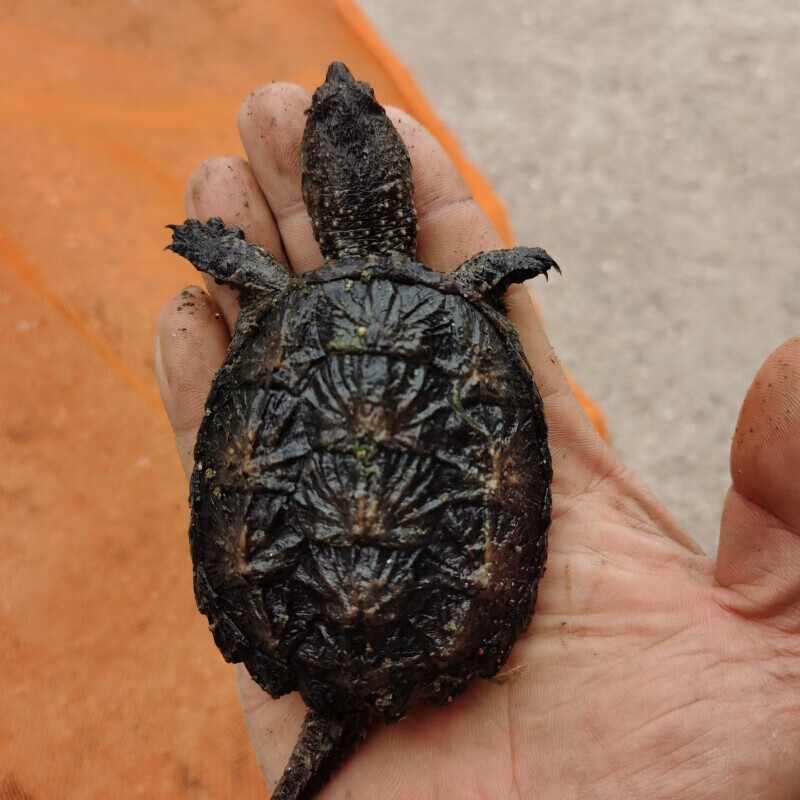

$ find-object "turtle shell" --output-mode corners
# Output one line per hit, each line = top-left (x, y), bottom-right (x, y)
(190, 256), (551, 721)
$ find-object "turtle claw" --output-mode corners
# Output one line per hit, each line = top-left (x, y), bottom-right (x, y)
(166, 218), (290, 301)
(453, 246), (560, 308)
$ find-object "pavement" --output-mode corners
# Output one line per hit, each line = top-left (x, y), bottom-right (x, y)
(361, 0), (800, 553)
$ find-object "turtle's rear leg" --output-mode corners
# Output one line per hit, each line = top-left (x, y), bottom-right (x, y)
(167, 217), (292, 303)
(453, 247), (560, 310)
(271, 709), (371, 800)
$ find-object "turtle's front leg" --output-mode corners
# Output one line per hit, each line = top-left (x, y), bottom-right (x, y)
(167, 217), (292, 302)
(452, 246), (560, 310)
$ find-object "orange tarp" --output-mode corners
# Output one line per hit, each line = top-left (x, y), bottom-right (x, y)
(0, 2), (604, 797)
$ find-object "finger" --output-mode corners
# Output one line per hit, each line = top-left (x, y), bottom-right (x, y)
(505, 283), (604, 468)
(185, 156), (289, 332)
(234, 666), (307, 790)
(155, 286), (230, 477)
(387, 107), (503, 271)
(506, 283), (704, 552)
(238, 83), (322, 272)
(717, 335), (800, 625)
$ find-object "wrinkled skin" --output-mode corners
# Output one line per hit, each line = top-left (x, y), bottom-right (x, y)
(157, 76), (800, 798)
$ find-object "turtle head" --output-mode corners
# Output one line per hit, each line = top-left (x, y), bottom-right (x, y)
(309, 62), (383, 119)
(301, 62), (417, 262)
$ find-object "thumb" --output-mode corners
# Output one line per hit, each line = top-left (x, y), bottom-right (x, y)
(716, 335), (800, 626)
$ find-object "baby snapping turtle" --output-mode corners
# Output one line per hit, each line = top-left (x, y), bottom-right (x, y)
(168, 62), (555, 799)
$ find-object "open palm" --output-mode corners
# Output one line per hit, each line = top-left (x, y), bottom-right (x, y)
(156, 81), (800, 799)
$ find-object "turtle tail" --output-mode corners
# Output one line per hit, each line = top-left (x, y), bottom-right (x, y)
(271, 709), (371, 800)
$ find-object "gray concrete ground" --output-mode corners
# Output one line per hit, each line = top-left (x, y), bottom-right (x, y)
(361, 0), (800, 553)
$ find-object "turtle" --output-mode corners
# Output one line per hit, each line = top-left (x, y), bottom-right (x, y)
(167, 61), (556, 800)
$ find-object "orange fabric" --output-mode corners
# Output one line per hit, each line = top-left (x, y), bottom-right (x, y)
(0, 2), (605, 797)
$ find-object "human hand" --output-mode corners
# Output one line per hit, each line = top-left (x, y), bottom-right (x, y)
(155, 80), (800, 798)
